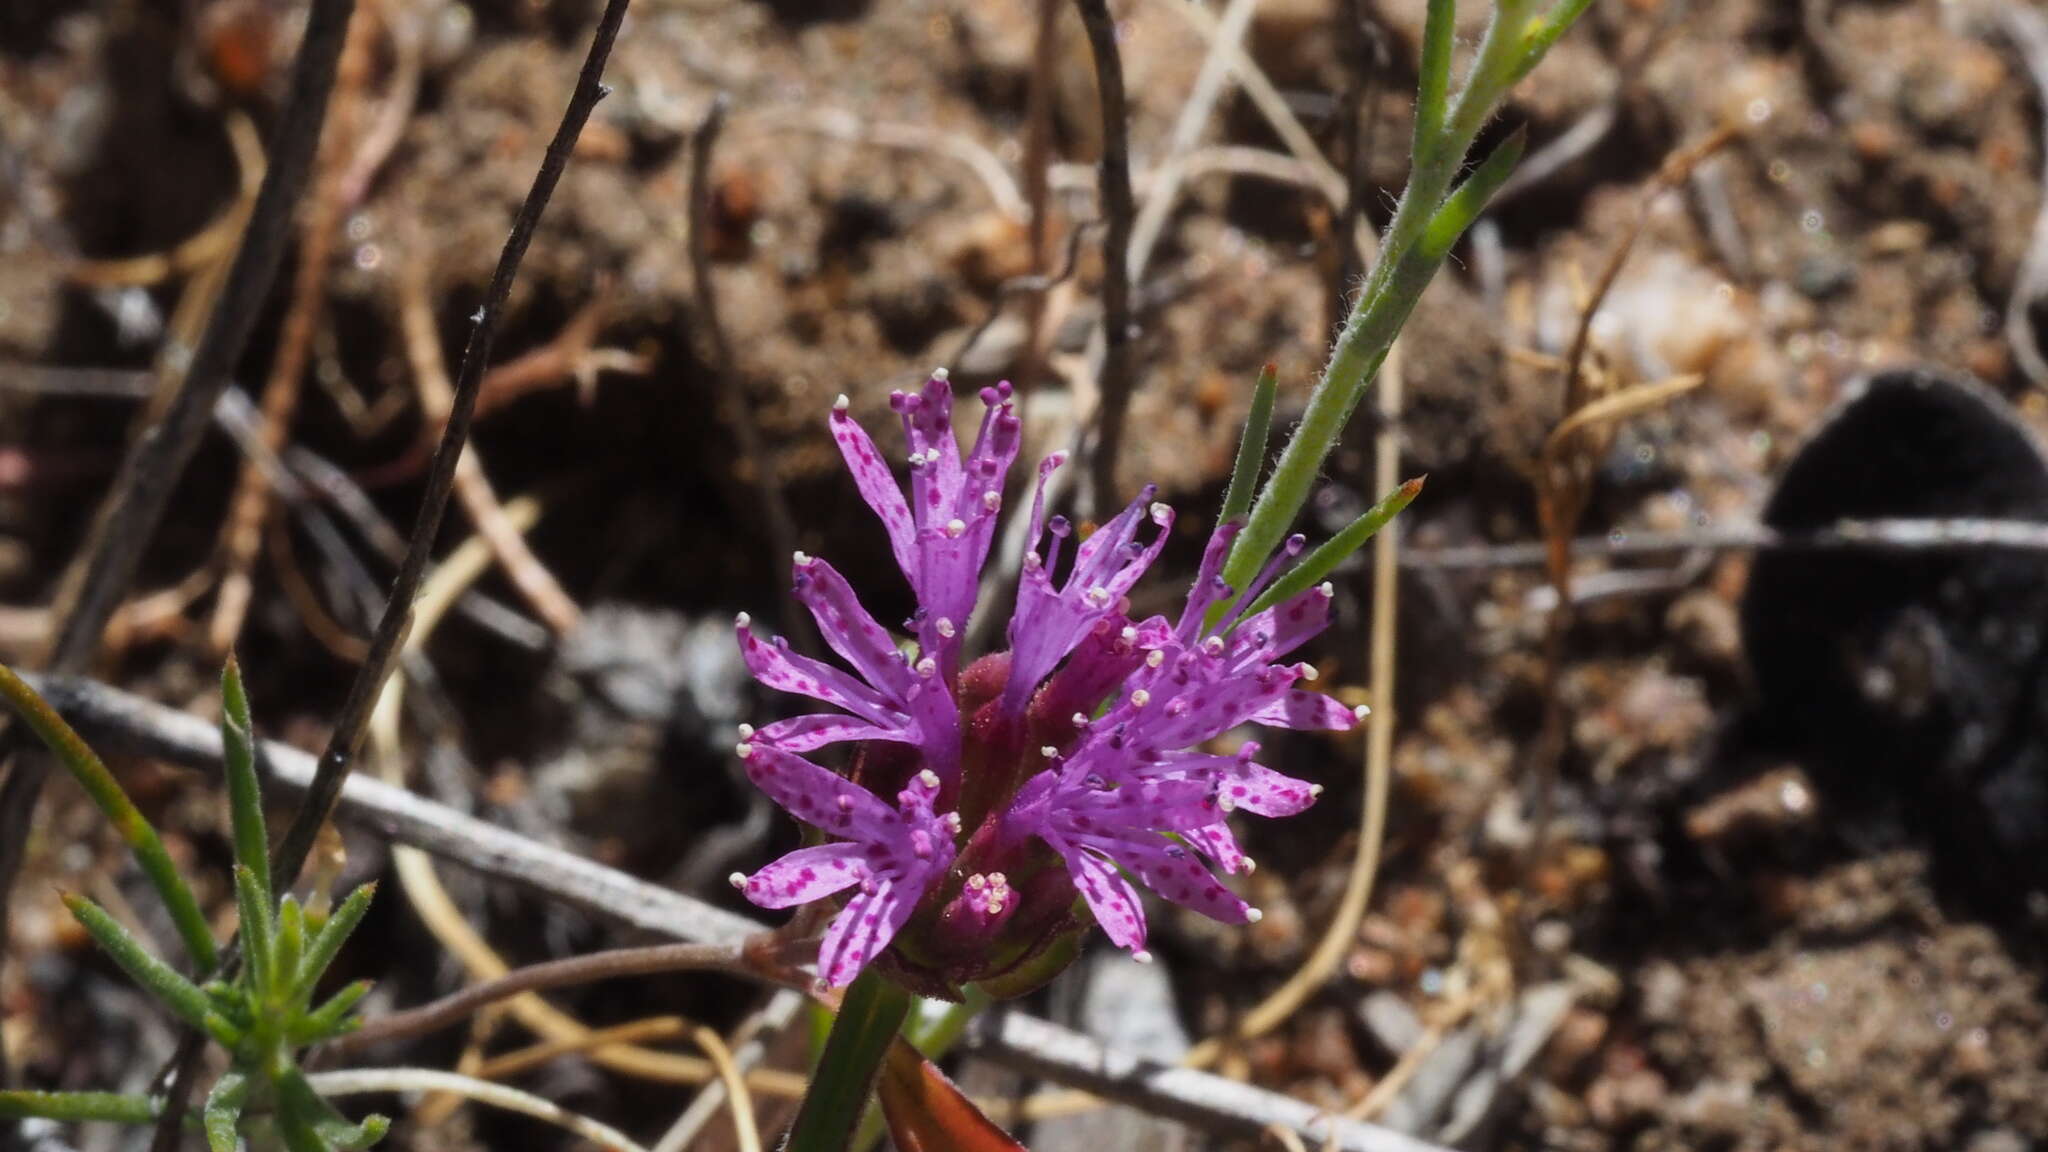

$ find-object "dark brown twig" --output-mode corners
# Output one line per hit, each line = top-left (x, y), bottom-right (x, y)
(325, 941), (781, 1057)
(1073, 0), (1137, 519)
(0, 0), (360, 1111)
(269, 0), (634, 906)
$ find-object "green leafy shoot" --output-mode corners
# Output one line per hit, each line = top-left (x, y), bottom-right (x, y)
(1224, 0), (1597, 597)
(0, 662), (216, 970)
(1219, 363), (1278, 526)
(0, 661), (386, 1150)
(1241, 476), (1427, 620)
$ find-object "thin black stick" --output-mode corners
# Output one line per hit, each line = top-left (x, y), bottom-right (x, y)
(685, 95), (805, 642)
(1333, 2), (1387, 328)
(0, 0), (359, 1111)
(1073, 0), (1137, 519)
(268, 0), (633, 893)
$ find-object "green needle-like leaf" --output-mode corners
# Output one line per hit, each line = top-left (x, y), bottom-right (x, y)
(1242, 477), (1425, 619)
(0, 1089), (159, 1125)
(1418, 126), (1529, 264)
(275, 896), (307, 1002)
(202, 1071), (248, 1152)
(1512, 0), (1598, 83)
(61, 894), (215, 1032)
(234, 863), (275, 997)
(220, 657), (272, 906)
(295, 882), (375, 997)
(290, 980), (372, 1046)
(1219, 364), (1278, 526)
(278, 1067), (389, 1151)
(0, 664), (217, 970)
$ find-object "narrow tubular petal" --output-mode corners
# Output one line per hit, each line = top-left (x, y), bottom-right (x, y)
(1182, 823), (1247, 873)
(1109, 834), (1251, 923)
(1247, 688), (1362, 733)
(739, 843), (867, 908)
(1225, 584), (1336, 669)
(1175, 521), (1241, 641)
(792, 556), (917, 699)
(830, 407), (917, 579)
(736, 622), (903, 727)
(756, 713), (911, 752)
(818, 879), (919, 987)
(1058, 839), (1149, 950)
(741, 745), (899, 838)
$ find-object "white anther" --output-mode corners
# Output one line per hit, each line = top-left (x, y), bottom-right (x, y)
(1072, 712), (1090, 727)
(1242, 857), (1258, 874)
(793, 551), (812, 566)
(728, 872), (748, 889)
(931, 366), (950, 381)
(1121, 625), (1138, 643)
(1299, 663), (1319, 681)
(833, 393), (850, 411)
(944, 811), (963, 830)
(736, 612), (752, 628)
(966, 874), (986, 890)
(936, 617), (957, 638)
(1086, 586), (1112, 607)
(1353, 704), (1373, 720)
(737, 723), (756, 739)
(945, 518), (967, 538)
(1132, 950), (1154, 964)
(990, 872), (1006, 885)
(918, 768), (942, 788)
(916, 657), (937, 676)
(1309, 783), (1325, 797)
(1041, 746), (1059, 758)
(1145, 650), (1165, 668)
(736, 742), (754, 758)
(1317, 581), (1335, 598)
(983, 490), (1001, 511)
(1149, 502), (1171, 523)
(1245, 907), (1264, 924)
(1130, 690), (1151, 708)
(1202, 636), (1226, 655)
(1218, 795), (1237, 813)
(908, 450), (928, 466)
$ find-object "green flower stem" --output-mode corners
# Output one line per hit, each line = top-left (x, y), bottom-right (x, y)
(0, 663), (217, 970)
(1223, 0), (1595, 594)
(785, 971), (914, 1152)
(0, 1089), (159, 1125)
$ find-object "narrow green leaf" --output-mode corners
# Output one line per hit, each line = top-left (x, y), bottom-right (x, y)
(275, 896), (307, 1003)
(290, 979), (372, 1047)
(220, 657), (272, 907)
(784, 970), (915, 1152)
(1419, 126), (1528, 265)
(0, 664), (216, 970)
(234, 864), (275, 997)
(295, 882), (375, 996)
(61, 893), (214, 1031)
(1512, 0), (1597, 84)
(1242, 477), (1425, 619)
(0, 1089), (158, 1125)
(202, 1071), (248, 1152)
(1412, 0), (1457, 162)
(277, 1067), (389, 1151)
(1219, 364), (1278, 526)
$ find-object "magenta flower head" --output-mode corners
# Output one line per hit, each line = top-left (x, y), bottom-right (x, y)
(730, 373), (1365, 994)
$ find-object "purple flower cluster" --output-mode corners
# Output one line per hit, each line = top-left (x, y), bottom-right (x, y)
(731, 375), (1363, 990)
